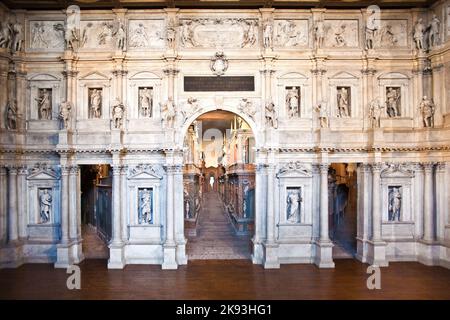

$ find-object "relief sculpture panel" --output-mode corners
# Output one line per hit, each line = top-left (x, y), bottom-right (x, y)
(128, 19), (165, 49)
(374, 20), (408, 48)
(29, 21), (65, 50)
(79, 20), (115, 49)
(274, 19), (308, 47)
(324, 20), (359, 48)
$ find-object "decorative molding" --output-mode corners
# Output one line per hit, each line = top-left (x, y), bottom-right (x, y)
(277, 161), (312, 177)
(128, 163), (165, 179)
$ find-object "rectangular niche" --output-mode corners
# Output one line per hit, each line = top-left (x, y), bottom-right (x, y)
(138, 188), (154, 225)
(138, 87), (153, 118)
(285, 86), (301, 118)
(385, 86), (401, 117)
(286, 187), (302, 224)
(88, 87), (103, 119)
(336, 86), (351, 117)
(36, 88), (53, 120)
(387, 186), (402, 222)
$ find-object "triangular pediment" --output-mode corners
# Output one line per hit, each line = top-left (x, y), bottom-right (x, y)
(28, 73), (60, 81)
(277, 161), (312, 178)
(381, 163), (414, 178)
(331, 71), (358, 80)
(379, 72), (409, 80)
(27, 170), (59, 180)
(129, 71), (161, 80)
(279, 72), (308, 80)
(80, 71), (111, 81)
(128, 164), (164, 180)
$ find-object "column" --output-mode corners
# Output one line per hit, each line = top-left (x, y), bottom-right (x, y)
(120, 165), (128, 242)
(111, 166), (122, 245)
(371, 163), (382, 242)
(165, 166), (175, 246)
(0, 166), (7, 244)
(319, 164), (330, 242)
(69, 165), (78, 240)
(7, 166), (18, 242)
(173, 163), (187, 265)
(60, 166), (70, 243)
(17, 166), (28, 239)
(423, 163), (435, 242)
(266, 164), (275, 245)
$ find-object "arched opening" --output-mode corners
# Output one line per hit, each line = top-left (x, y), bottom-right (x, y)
(182, 110), (256, 260)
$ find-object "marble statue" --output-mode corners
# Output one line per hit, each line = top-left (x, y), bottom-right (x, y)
(114, 20), (126, 51)
(36, 89), (52, 120)
(139, 87), (153, 117)
(313, 20), (325, 49)
(265, 102), (278, 129)
(112, 99), (125, 129)
(428, 14), (441, 48)
(286, 188), (301, 223)
(413, 18), (426, 51)
(5, 99), (18, 130)
(39, 189), (52, 224)
(337, 87), (350, 117)
(59, 101), (72, 129)
(418, 96), (435, 128)
(161, 97), (176, 128)
(139, 188), (153, 224)
(386, 87), (400, 117)
(263, 20), (273, 49)
(315, 100), (329, 128)
(89, 88), (102, 118)
(365, 10), (378, 50)
(0, 22), (12, 49)
(166, 18), (176, 50)
(184, 188), (191, 219)
(65, 7), (83, 50)
(388, 186), (401, 222)
(286, 87), (300, 118)
(238, 98), (256, 120)
(11, 22), (24, 52)
(368, 97), (384, 128)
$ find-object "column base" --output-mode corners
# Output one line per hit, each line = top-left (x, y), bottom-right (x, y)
(263, 242), (280, 269)
(162, 244), (178, 270)
(366, 240), (389, 267)
(417, 239), (441, 266)
(0, 242), (24, 269)
(54, 240), (84, 269)
(313, 240), (335, 268)
(107, 243), (125, 269)
(251, 238), (264, 265)
(176, 241), (188, 265)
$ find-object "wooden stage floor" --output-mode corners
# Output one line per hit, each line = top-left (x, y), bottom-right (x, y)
(1, 259), (449, 300)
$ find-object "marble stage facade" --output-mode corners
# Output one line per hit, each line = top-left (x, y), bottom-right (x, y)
(0, 2), (450, 270)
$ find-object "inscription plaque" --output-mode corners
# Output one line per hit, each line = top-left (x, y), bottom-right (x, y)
(184, 76), (255, 92)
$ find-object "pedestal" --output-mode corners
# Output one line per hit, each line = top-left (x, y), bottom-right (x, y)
(417, 239), (440, 266)
(107, 243), (125, 269)
(58, 129), (73, 146)
(176, 242), (188, 265)
(314, 240), (335, 268)
(263, 243), (280, 269)
(252, 240), (264, 264)
(111, 128), (122, 145)
(366, 240), (388, 267)
(162, 244), (178, 270)
(0, 242), (23, 268)
(54, 240), (84, 268)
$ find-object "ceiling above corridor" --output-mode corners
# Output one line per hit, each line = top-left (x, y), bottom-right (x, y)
(1, 0), (438, 10)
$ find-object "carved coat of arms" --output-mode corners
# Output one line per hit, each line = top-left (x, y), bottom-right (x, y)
(210, 51), (228, 76)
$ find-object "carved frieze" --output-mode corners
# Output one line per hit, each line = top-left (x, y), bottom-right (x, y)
(374, 20), (408, 48)
(274, 19), (308, 48)
(29, 21), (65, 50)
(324, 20), (359, 48)
(128, 20), (165, 49)
(128, 163), (164, 179)
(79, 20), (115, 49)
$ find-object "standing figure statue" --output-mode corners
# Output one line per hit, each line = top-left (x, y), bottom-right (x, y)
(112, 98), (125, 129)
(36, 89), (52, 120)
(11, 22), (24, 52)
(365, 10), (378, 50)
(315, 100), (329, 128)
(59, 101), (72, 129)
(418, 96), (435, 128)
(0, 22), (12, 49)
(161, 97), (176, 128)
(263, 20), (273, 49)
(287, 189), (302, 223)
(386, 87), (400, 117)
(139, 87), (153, 117)
(428, 14), (440, 48)
(139, 189), (153, 224)
(265, 102), (278, 129)
(388, 187), (401, 222)
(413, 18), (426, 51)
(6, 99), (18, 130)
(286, 87), (300, 118)
(115, 21), (126, 51)
(368, 97), (384, 128)
(90, 88), (102, 118)
(39, 189), (52, 224)
(337, 87), (350, 117)
(313, 20), (325, 49)
(166, 18), (176, 50)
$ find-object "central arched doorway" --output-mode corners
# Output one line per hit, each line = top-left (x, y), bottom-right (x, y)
(182, 110), (256, 260)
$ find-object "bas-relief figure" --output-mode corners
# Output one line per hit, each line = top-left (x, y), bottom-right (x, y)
(115, 20), (126, 51)
(89, 88), (102, 118)
(5, 99), (18, 130)
(286, 87), (300, 118)
(112, 98), (125, 129)
(128, 20), (164, 49)
(274, 20), (308, 47)
(315, 100), (329, 128)
(365, 9), (379, 50)
(78, 21), (115, 49)
(386, 87), (401, 117)
(313, 19), (325, 49)
(418, 96), (435, 128)
(337, 87), (350, 117)
(0, 21), (12, 49)
(265, 102), (278, 129)
(263, 19), (273, 49)
(59, 101), (72, 129)
(388, 186), (402, 222)
(36, 88), (52, 120)
(241, 20), (257, 48)
(39, 188), (52, 224)
(11, 22), (24, 52)
(428, 14), (441, 48)
(161, 97), (176, 128)
(138, 188), (153, 224)
(139, 87), (153, 118)
(166, 18), (177, 50)
(238, 98), (256, 121)
(368, 97), (384, 128)
(30, 21), (65, 50)
(179, 20), (195, 47)
(184, 97), (202, 118)
(413, 18), (426, 51)
(286, 187), (302, 224)
(324, 20), (359, 48)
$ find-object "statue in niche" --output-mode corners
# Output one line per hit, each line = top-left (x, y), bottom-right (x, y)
(139, 87), (153, 117)
(263, 19), (273, 49)
(418, 96), (435, 128)
(39, 189), (52, 224)
(286, 87), (300, 118)
(334, 24), (347, 47)
(89, 88), (102, 118)
(368, 97), (384, 128)
(265, 102), (278, 129)
(286, 188), (302, 223)
(36, 89), (52, 120)
(11, 22), (24, 52)
(59, 100), (72, 129)
(112, 98), (125, 129)
(242, 183), (249, 218)
(138, 188), (153, 224)
(365, 9), (379, 50)
(241, 20), (257, 48)
(114, 20), (126, 51)
(428, 14), (441, 48)
(166, 18), (176, 50)
(130, 23), (150, 47)
(413, 18), (426, 51)
(161, 97), (176, 128)
(315, 100), (329, 128)
(388, 186), (402, 222)
(313, 20), (325, 49)
(0, 21), (12, 49)
(5, 99), (18, 130)
(386, 87), (401, 117)
(337, 87), (350, 117)
(238, 98), (256, 120)
(184, 188), (192, 219)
